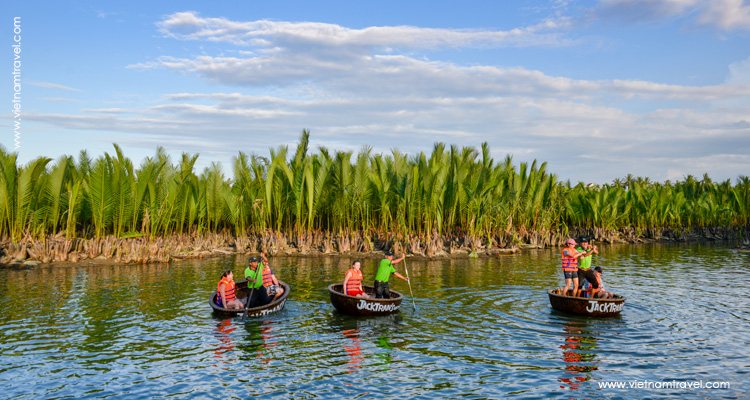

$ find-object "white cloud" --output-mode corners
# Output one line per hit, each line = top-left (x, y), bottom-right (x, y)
(28, 81), (81, 91)
(696, 0), (750, 30)
(32, 12), (750, 183)
(595, 0), (750, 31)
(156, 11), (575, 49)
(726, 56), (750, 84)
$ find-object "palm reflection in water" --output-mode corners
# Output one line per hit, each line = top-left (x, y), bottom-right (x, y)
(558, 324), (599, 390)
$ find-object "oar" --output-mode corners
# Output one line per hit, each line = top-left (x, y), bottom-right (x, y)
(403, 258), (417, 310)
(240, 279), (256, 323)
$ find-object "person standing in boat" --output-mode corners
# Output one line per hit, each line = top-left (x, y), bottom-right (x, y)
(217, 270), (244, 309)
(374, 251), (409, 299)
(561, 238), (595, 297)
(259, 252), (285, 302)
(576, 237), (600, 297)
(344, 260), (370, 298)
(244, 256), (272, 307)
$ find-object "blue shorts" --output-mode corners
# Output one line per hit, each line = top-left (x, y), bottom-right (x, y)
(563, 270), (578, 280)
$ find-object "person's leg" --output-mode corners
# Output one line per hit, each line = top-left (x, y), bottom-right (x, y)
(276, 286), (284, 301)
(383, 283), (391, 299)
(563, 278), (572, 296)
(572, 277), (580, 297)
(374, 281), (384, 299)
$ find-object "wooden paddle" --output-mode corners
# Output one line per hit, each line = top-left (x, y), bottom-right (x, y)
(240, 279), (256, 323)
(403, 258), (417, 310)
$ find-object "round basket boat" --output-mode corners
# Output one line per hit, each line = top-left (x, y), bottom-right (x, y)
(328, 283), (403, 316)
(210, 280), (290, 318)
(548, 288), (626, 317)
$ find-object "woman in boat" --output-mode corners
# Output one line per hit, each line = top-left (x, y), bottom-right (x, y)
(217, 270), (244, 309)
(344, 260), (370, 298)
(561, 238), (594, 297)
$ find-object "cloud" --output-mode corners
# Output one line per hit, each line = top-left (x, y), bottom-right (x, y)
(35, 12), (750, 183)
(42, 97), (81, 102)
(155, 11), (575, 49)
(597, 0), (699, 22)
(28, 81), (81, 91)
(27, 88), (750, 183)
(595, 0), (750, 31)
(696, 0), (750, 30)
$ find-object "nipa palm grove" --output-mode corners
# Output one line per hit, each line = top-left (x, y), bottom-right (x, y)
(1, 131), (749, 265)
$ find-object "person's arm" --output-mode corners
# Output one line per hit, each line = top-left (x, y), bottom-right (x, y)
(394, 272), (409, 281)
(391, 255), (406, 265)
(219, 283), (227, 308)
(591, 245), (599, 255)
(271, 272), (279, 286)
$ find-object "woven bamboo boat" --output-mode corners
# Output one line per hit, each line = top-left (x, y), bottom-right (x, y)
(328, 283), (403, 316)
(210, 280), (290, 318)
(548, 288), (626, 317)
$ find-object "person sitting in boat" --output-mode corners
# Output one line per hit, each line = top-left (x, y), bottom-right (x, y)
(344, 260), (370, 298)
(259, 252), (284, 302)
(592, 267), (613, 299)
(374, 251), (409, 299)
(244, 256), (272, 307)
(561, 238), (595, 297)
(217, 270), (244, 309)
(576, 237), (600, 296)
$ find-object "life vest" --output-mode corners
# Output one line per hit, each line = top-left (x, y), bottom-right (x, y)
(217, 277), (236, 305)
(345, 269), (363, 295)
(262, 266), (275, 287)
(561, 249), (579, 272)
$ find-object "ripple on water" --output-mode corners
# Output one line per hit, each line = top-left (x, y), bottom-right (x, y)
(1, 246), (748, 399)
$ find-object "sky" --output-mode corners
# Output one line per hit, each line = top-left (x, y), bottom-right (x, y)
(5, 0), (750, 184)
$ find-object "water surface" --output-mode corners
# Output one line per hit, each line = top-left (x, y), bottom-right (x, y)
(1, 243), (748, 399)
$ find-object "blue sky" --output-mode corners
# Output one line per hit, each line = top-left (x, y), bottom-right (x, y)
(5, 0), (750, 184)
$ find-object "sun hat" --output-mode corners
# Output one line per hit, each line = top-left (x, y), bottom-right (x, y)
(565, 238), (577, 246)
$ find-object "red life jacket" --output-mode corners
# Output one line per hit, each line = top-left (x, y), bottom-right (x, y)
(262, 266), (275, 287)
(217, 277), (236, 305)
(345, 269), (363, 295)
(561, 249), (579, 272)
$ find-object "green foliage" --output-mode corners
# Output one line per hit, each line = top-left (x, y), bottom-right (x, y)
(0, 136), (748, 241)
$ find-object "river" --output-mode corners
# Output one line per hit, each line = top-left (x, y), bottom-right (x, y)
(1, 243), (747, 399)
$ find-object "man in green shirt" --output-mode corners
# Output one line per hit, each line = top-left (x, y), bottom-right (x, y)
(374, 251), (409, 299)
(244, 256), (271, 307)
(576, 237), (599, 297)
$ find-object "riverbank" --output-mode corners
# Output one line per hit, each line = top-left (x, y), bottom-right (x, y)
(1, 226), (746, 268)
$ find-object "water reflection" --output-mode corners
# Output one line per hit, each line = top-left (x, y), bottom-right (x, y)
(558, 323), (599, 390)
(212, 318), (236, 367)
(242, 321), (275, 364)
(342, 329), (363, 374)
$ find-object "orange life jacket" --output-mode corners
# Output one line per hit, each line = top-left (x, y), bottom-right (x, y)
(262, 266), (275, 287)
(217, 277), (236, 305)
(345, 269), (363, 295)
(561, 249), (579, 272)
